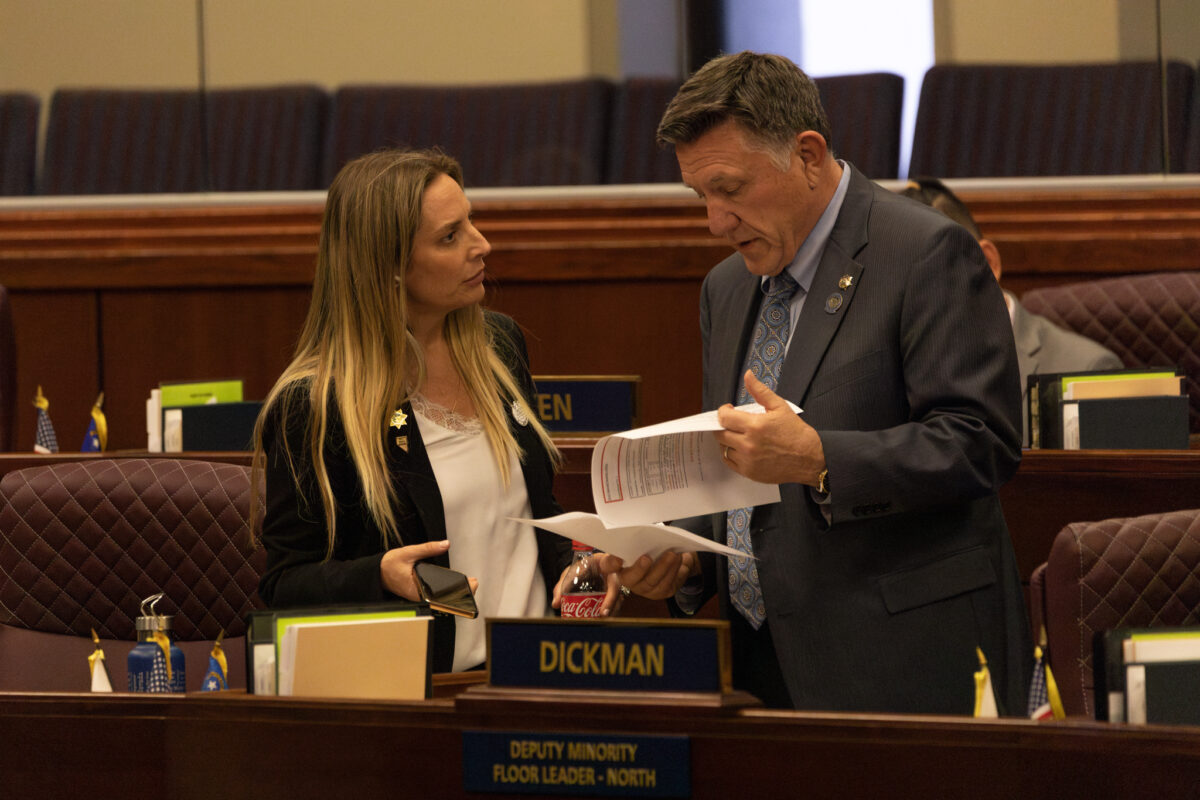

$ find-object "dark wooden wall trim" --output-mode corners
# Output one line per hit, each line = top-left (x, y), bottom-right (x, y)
(2, 184), (1199, 450)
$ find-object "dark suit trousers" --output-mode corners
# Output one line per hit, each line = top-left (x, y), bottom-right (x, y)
(730, 612), (793, 709)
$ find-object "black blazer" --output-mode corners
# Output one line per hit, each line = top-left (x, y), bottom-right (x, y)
(685, 167), (1031, 715)
(258, 312), (570, 672)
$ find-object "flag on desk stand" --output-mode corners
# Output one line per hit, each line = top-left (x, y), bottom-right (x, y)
(1028, 627), (1066, 720)
(201, 631), (228, 691)
(89, 629), (113, 693)
(81, 392), (108, 452)
(973, 646), (999, 718)
(33, 386), (59, 454)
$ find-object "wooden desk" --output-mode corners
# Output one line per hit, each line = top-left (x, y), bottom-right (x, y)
(3, 689), (1199, 799)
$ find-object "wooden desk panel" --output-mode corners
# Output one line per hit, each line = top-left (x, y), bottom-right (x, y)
(3, 690), (1199, 799)
(4, 186), (1199, 450)
(999, 449), (1200, 578)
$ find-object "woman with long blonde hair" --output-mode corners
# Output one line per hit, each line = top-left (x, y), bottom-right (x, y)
(254, 149), (602, 672)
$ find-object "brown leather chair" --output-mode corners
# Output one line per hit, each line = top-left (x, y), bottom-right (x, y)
(1021, 271), (1200, 435)
(1028, 507), (1200, 717)
(0, 458), (265, 691)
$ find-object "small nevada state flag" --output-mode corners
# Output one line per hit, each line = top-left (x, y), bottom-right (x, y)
(1028, 627), (1066, 720)
(89, 629), (113, 693)
(33, 386), (59, 454)
(200, 631), (228, 692)
(81, 392), (108, 452)
(973, 646), (999, 718)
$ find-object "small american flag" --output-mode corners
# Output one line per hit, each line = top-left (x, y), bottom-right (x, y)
(1028, 627), (1065, 719)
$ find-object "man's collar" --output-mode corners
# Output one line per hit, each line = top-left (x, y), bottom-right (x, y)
(763, 161), (852, 293)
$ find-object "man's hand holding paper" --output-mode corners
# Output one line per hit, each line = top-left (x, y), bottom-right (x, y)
(514, 396), (803, 604)
(715, 372), (826, 488)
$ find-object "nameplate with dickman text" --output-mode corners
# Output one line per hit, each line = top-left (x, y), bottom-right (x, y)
(486, 617), (730, 693)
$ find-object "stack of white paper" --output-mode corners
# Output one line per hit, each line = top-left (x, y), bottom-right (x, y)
(515, 401), (799, 563)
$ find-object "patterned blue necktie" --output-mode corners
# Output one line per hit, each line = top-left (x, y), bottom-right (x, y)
(727, 271), (800, 629)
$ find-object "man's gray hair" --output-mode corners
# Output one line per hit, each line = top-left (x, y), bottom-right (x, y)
(657, 51), (832, 170)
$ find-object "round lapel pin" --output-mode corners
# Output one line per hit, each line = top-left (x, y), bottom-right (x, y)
(824, 292), (844, 314)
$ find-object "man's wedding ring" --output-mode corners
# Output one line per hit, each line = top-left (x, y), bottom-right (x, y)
(723, 446), (730, 461)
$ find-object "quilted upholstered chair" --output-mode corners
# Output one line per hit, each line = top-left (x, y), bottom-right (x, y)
(0, 458), (264, 691)
(324, 79), (613, 187)
(0, 92), (38, 196)
(41, 85), (328, 194)
(909, 61), (1194, 178)
(1028, 507), (1200, 717)
(1020, 271), (1200, 435)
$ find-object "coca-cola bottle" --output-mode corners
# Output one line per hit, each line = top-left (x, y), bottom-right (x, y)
(560, 541), (606, 618)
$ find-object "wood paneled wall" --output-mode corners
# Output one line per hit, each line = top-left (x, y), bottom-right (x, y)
(2, 184), (1199, 451)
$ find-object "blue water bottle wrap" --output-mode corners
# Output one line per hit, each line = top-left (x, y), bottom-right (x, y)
(127, 592), (186, 693)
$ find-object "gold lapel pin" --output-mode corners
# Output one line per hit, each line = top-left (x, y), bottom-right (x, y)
(391, 408), (407, 430)
(395, 435), (408, 452)
(839, 274), (854, 289)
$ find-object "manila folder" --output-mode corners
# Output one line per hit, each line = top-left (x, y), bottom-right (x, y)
(283, 616), (431, 700)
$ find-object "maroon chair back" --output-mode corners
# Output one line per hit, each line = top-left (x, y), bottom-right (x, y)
(0, 458), (265, 691)
(0, 92), (38, 196)
(910, 61), (1194, 178)
(1029, 508), (1200, 717)
(325, 79), (613, 187)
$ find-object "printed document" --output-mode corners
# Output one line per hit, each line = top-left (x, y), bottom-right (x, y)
(513, 401), (799, 563)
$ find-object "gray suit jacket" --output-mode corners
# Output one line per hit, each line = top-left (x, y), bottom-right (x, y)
(689, 167), (1031, 714)
(1009, 291), (1124, 446)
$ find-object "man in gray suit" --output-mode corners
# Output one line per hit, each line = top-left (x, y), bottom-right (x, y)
(614, 52), (1031, 715)
(901, 178), (1123, 446)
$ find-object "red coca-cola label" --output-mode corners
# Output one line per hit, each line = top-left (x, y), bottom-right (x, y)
(560, 592), (605, 618)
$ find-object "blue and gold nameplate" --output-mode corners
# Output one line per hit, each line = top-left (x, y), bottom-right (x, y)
(486, 618), (730, 693)
(463, 731), (689, 796)
(531, 375), (640, 434)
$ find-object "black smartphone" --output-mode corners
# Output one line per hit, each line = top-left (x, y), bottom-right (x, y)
(413, 562), (478, 619)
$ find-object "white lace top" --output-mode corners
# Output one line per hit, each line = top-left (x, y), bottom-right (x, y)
(410, 394), (550, 672)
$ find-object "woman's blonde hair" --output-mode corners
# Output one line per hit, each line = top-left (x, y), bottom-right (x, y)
(252, 148), (558, 557)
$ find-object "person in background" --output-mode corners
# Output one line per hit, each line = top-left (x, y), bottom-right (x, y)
(900, 177), (1123, 446)
(253, 149), (616, 673)
(611, 51), (1031, 715)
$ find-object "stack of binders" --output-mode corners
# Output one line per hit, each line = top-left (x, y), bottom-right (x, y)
(1094, 627), (1200, 725)
(1027, 368), (1189, 449)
